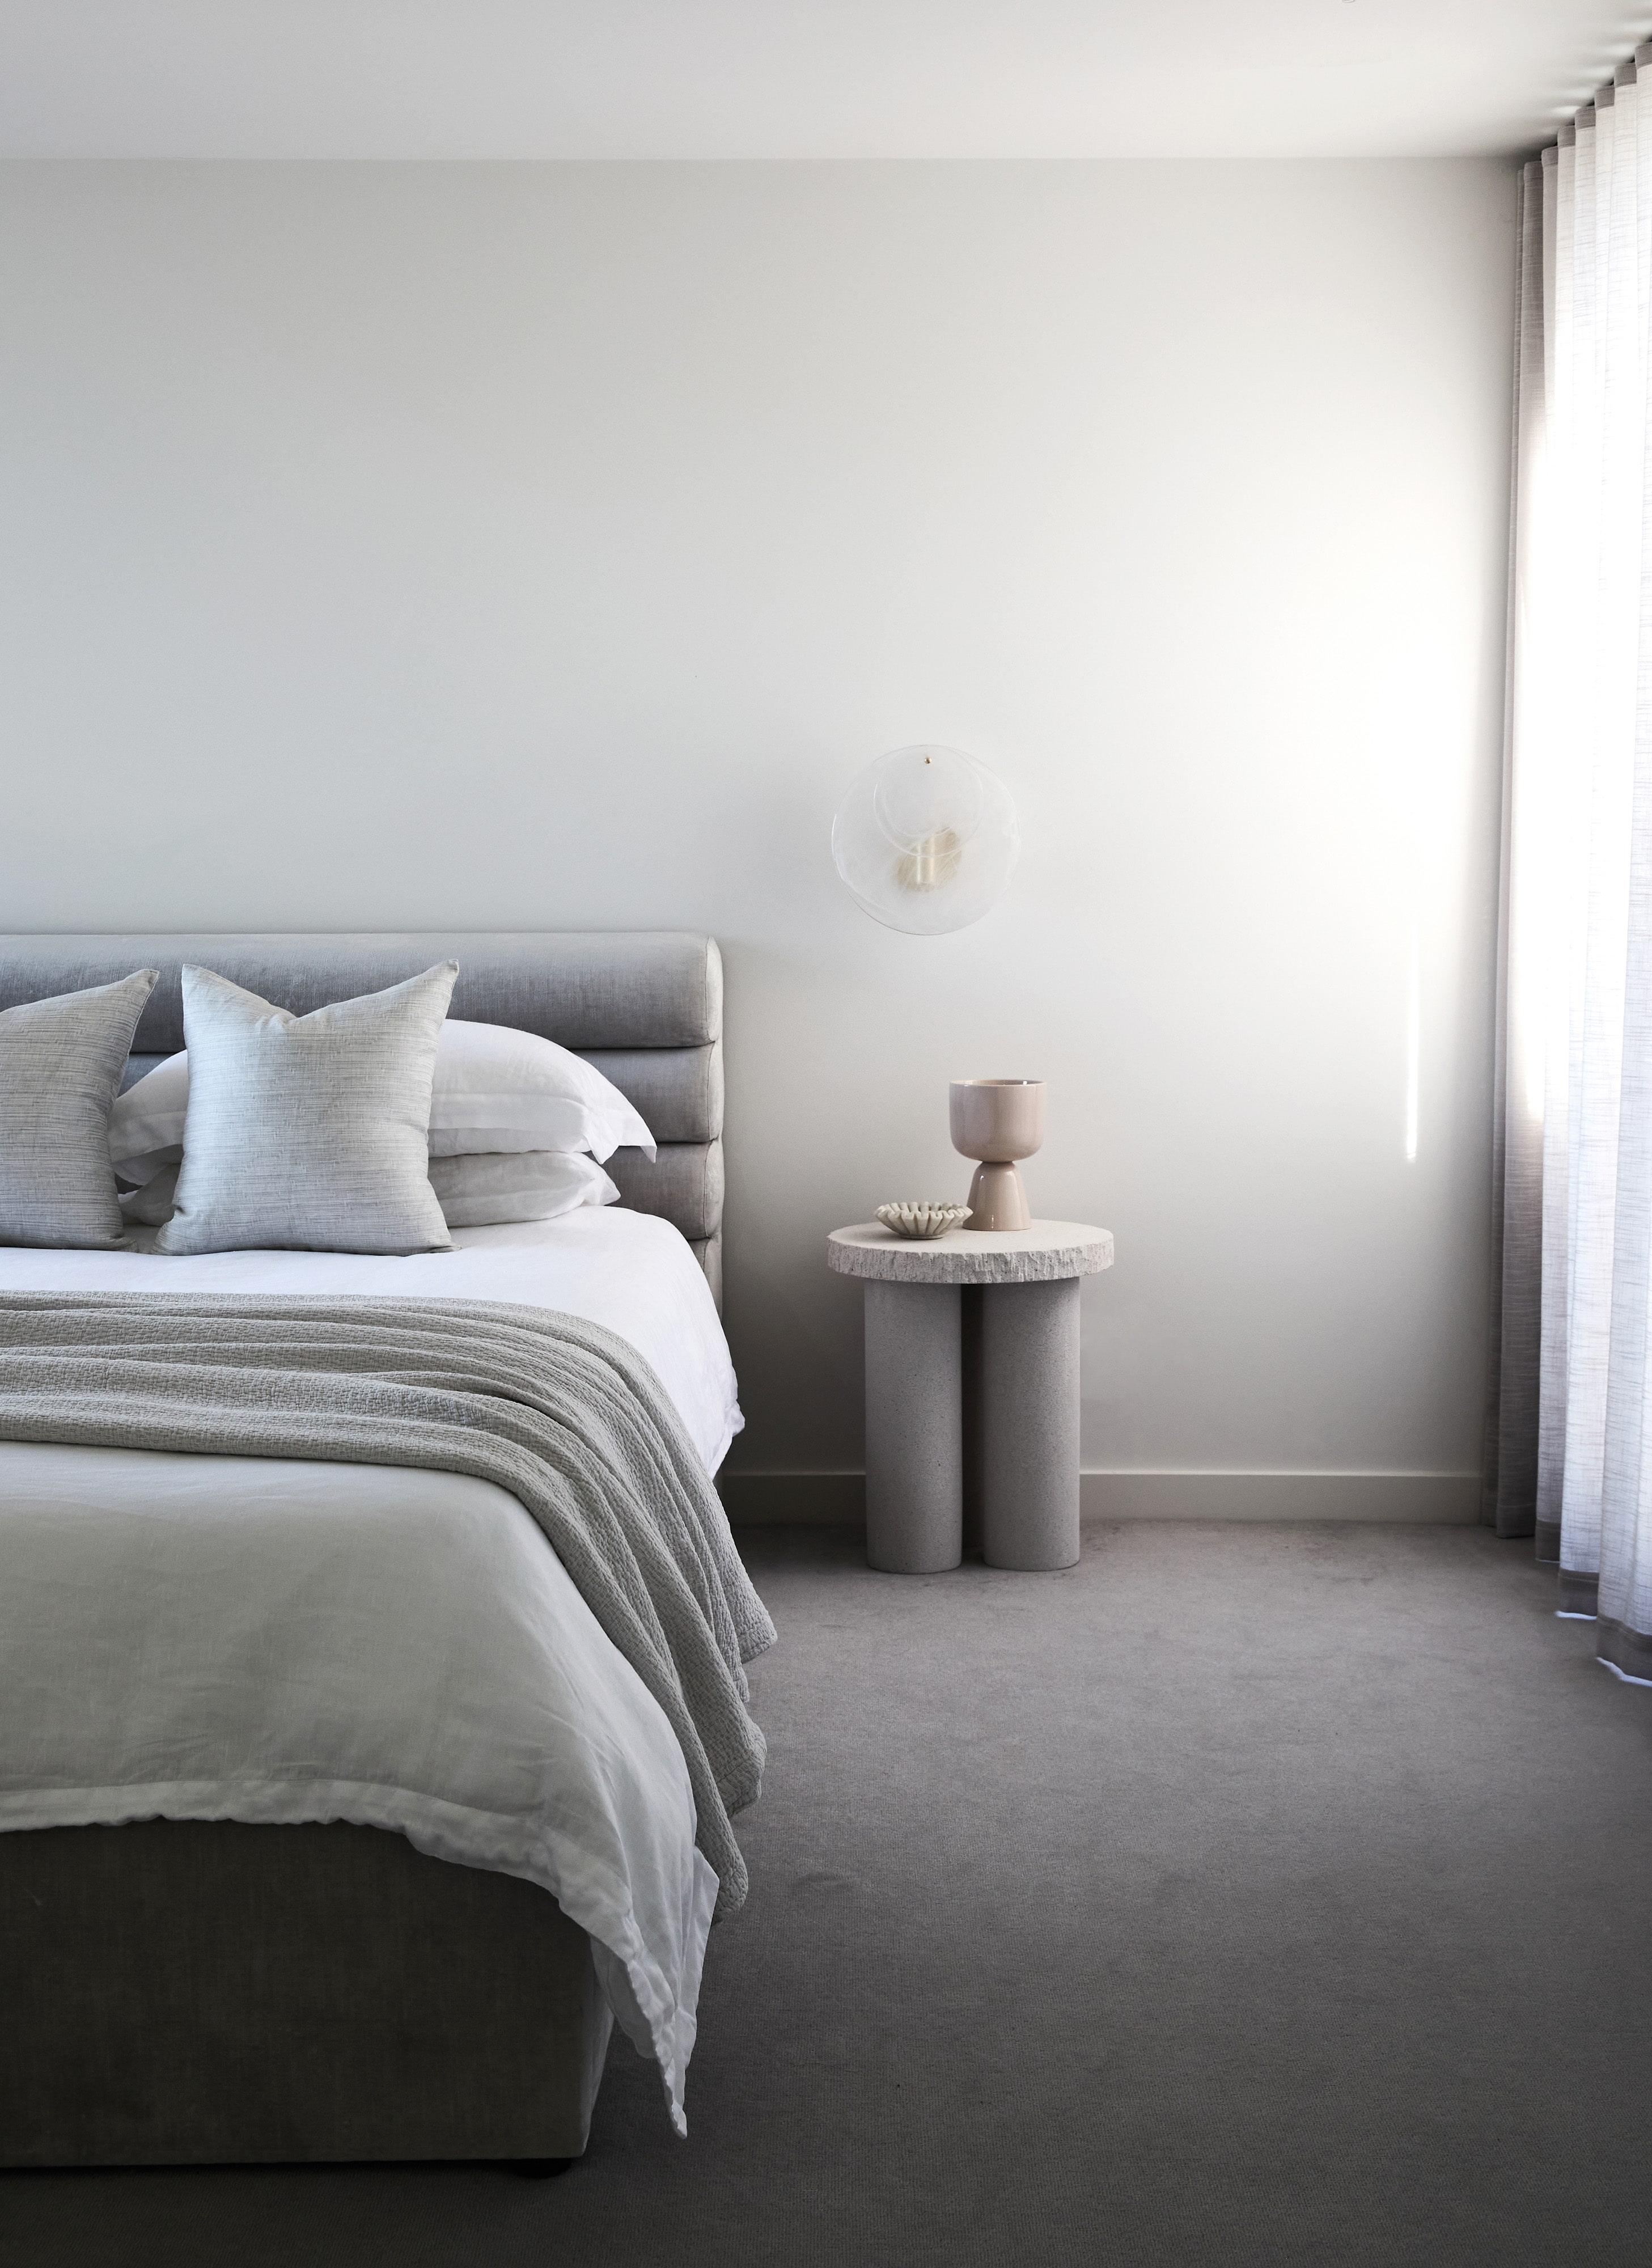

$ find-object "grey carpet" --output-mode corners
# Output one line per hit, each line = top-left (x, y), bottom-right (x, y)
(2, 1521), (1650, 2268)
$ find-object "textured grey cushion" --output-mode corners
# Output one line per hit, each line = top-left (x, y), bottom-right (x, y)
(0, 970), (158, 1250)
(159, 964), (458, 1256)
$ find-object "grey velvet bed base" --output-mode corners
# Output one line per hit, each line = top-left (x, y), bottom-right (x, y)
(0, 931), (724, 2169)
(0, 1823), (612, 2169)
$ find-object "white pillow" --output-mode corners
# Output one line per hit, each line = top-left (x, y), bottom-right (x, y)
(427, 1149), (619, 1229)
(111, 1016), (655, 1186)
(121, 1147), (619, 1232)
(427, 1019), (655, 1163)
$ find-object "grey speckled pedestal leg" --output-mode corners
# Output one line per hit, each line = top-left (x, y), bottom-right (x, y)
(979, 1277), (1081, 1570)
(863, 1280), (963, 1573)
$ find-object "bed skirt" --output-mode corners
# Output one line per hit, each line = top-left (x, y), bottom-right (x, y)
(0, 1819), (613, 2168)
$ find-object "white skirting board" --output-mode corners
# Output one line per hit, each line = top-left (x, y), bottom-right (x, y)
(720, 1472), (1482, 1526)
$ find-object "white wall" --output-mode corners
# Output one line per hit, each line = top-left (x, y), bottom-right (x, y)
(0, 160), (1515, 1507)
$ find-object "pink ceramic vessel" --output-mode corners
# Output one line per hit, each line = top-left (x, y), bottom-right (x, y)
(948, 1078), (1045, 1231)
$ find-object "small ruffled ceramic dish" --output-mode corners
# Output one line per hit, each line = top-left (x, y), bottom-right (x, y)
(875, 1201), (972, 1241)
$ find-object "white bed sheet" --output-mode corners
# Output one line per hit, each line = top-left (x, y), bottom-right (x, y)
(0, 1201), (742, 1475)
(0, 1207), (746, 2132)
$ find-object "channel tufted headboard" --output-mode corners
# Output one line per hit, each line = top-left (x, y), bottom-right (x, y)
(0, 932), (726, 1309)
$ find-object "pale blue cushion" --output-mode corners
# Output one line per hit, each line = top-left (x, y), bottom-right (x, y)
(158, 963), (457, 1256)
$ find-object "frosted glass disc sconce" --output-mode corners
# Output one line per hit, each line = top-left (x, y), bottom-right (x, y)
(831, 744), (1019, 935)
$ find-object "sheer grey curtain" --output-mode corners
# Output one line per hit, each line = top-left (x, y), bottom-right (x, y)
(1486, 56), (1652, 1685)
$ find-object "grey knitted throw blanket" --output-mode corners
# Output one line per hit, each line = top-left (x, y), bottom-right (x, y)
(0, 1291), (774, 1915)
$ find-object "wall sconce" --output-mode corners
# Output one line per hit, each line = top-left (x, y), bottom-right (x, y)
(831, 744), (1019, 934)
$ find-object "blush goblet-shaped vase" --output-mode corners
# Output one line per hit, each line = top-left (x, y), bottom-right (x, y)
(949, 1079), (1045, 1232)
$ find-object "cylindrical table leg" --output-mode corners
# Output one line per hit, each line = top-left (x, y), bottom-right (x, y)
(863, 1280), (963, 1573)
(979, 1278), (1081, 1571)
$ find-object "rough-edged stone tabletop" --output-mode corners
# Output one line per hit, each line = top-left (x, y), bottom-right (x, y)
(827, 1220), (1113, 1285)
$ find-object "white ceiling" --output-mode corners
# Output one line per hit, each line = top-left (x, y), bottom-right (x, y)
(0, 1), (1642, 161)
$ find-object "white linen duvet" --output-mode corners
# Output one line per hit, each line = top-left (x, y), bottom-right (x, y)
(0, 1206), (745, 2132)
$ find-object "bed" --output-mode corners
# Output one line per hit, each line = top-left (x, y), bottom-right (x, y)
(0, 930), (747, 2171)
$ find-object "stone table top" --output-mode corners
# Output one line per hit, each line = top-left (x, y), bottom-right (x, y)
(827, 1220), (1114, 1285)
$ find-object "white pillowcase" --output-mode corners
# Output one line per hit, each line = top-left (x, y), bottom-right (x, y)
(111, 1017), (655, 1187)
(426, 1019), (655, 1163)
(427, 1149), (619, 1229)
(121, 1147), (620, 1232)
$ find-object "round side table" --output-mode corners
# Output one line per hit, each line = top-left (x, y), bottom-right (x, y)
(827, 1221), (1113, 1575)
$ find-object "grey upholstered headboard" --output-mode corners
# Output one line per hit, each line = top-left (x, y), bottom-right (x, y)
(0, 932), (726, 1309)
